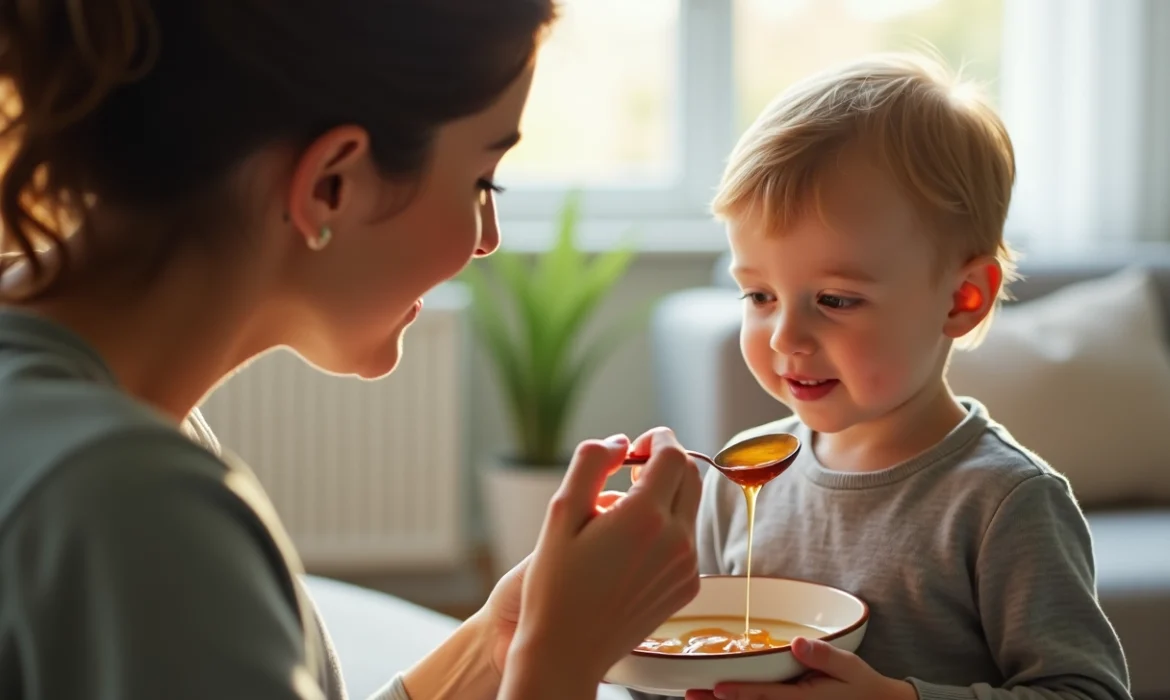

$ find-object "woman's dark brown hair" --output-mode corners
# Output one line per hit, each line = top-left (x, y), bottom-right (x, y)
(0, 0), (556, 296)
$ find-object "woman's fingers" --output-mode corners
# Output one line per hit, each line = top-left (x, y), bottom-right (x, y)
(512, 430), (703, 689)
(594, 490), (626, 514)
(628, 453), (688, 510)
(629, 443), (698, 513)
(547, 434), (629, 535)
(626, 425), (680, 460)
(671, 462), (703, 520)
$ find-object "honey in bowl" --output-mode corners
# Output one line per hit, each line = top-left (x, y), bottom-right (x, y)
(637, 615), (821, 655)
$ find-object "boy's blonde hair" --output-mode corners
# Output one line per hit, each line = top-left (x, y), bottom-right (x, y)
(713, 52), (1018, 348)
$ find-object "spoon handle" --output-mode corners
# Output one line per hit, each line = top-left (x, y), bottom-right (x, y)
(621, 450), (717, 468)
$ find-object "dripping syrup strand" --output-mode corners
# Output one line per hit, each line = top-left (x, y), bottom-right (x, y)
(742, 483), (761, 643)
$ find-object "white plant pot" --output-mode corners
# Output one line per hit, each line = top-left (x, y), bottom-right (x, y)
(482, 458), (566, 578)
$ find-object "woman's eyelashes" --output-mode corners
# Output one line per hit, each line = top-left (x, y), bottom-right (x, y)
(477, 176), (505, 193)
(477, 177), (505, 193)
(476, 177), (505, 206)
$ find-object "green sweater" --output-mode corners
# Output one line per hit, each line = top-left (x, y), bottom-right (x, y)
(0, 310), (410, 700)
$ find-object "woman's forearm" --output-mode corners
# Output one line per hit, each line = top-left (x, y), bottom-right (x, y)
(400, 613), (601, 700)
(497, 628), (601, 700)
(400, 612), (500, 700)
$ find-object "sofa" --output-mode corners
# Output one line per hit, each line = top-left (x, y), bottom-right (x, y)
(648, 247), (1170, 699)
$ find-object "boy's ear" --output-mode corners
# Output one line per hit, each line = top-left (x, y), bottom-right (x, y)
(943, 255), (1002, 339)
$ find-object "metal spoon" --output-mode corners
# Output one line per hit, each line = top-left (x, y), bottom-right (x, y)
(622, 432), (801, 485)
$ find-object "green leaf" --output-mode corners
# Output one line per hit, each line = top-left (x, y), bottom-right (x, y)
(487, 250), (551, 382)
(532, 189), (585, 304)
(486, 252), (539, 348)
(459, 264), (534, 454)
(538, 239), (637, 386)
(524, 192), (588, 419)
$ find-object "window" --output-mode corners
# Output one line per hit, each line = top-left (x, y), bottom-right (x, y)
(734, 0), (1003, 133)
(497, 0), (679, 187)
(498, 0), (1005, 250)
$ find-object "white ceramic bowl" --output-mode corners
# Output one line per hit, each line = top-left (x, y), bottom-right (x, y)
(604, 575), (869, 696)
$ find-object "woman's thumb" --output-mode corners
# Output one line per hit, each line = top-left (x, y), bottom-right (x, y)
(548, 434), (629, 533)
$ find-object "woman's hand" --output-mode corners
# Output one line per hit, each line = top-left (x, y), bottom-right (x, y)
(498, 428), (703, 699)
(477, 551), (529, 680)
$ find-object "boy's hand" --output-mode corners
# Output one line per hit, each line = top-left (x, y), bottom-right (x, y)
(684, 637), (918, 700)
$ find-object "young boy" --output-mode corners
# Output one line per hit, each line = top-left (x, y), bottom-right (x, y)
(637, 54), (1130, 700)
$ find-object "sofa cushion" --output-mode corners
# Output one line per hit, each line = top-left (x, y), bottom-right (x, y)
(947, 267), (1170, 507)
(1086, 511), (1170, 698)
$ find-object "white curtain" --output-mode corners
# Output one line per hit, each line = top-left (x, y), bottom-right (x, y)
(1000, 0), (1170, 250)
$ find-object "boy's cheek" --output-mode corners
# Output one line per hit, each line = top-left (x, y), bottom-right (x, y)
(740, 326), (772, 364)
(741, 337), (786, 397)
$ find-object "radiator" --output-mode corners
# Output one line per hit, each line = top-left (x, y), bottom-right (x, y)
(198, 284), (470, 573)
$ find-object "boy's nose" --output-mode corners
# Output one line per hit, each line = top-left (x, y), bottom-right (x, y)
(769, 312), (816, 356)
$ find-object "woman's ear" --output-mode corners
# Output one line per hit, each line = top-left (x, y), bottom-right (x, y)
(284, 125), (371, 249)
(943, 255), (1002, 339)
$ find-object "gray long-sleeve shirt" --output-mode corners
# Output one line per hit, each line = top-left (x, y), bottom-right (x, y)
(635, 401), (1130, 700)
(0, 309), (411, 700)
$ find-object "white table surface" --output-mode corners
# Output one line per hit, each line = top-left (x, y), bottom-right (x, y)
(303, 575), (630, 699)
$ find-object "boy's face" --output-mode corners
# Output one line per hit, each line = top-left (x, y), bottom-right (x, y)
(727, 162), (960, 435)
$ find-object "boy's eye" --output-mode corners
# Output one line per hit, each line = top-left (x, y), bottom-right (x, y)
(817, 294), (862, 310)
(738, 291), (774, 306)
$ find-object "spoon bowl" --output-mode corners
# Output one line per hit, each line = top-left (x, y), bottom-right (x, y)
(622, 433), (801, 484)
(709, 432), (801, 487)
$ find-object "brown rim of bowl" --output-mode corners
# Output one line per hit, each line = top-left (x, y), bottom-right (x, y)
(630, 575), (870, 660)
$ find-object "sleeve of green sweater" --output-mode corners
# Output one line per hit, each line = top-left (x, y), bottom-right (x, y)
(1, 428), (328, 699)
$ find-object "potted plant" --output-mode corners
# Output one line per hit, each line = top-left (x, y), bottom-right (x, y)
(460, 190), (638, 575)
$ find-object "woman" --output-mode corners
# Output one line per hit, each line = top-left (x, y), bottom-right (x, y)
(0, 2), (703, 699)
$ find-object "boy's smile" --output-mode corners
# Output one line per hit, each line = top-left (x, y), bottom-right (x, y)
(783, 375), (839, 401)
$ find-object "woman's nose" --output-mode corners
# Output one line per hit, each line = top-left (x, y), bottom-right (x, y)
(475, 196), (502, 257)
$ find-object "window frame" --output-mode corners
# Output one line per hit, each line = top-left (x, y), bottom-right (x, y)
(496, 0), (735, 251)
